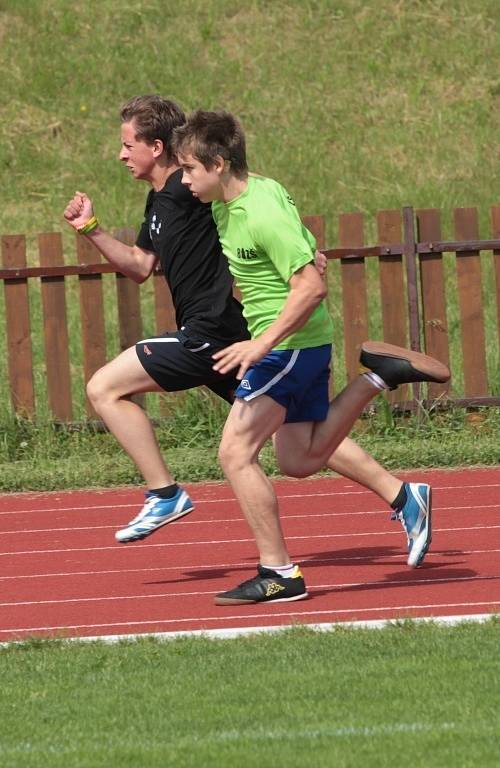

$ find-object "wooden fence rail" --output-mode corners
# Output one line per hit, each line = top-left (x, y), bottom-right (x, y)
(1, 206), (499, 422)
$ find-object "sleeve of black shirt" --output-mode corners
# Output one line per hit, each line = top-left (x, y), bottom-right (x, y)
(135, 189), (154, 251)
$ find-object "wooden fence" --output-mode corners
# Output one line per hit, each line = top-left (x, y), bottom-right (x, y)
(1, 206), (499, 422)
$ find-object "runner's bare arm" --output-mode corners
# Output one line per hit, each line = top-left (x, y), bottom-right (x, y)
(212, 262), (326, 378)
(63, 191), (157, 283)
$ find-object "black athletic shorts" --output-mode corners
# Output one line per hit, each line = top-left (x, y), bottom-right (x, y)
(135, 328), (239, 404)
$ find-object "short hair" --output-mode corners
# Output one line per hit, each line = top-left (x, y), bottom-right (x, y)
(120, 95), (186, 160)
(173, 110), (248, 177)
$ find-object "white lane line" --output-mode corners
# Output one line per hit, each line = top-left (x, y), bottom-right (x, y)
(0, 612), (497, 647)
(0, 482), (498, 516)
(3, 720), (494, 748)
(0, 724), (456, 754)
(61, 613), (500, 643)
(2, 524), (500, 557)
(1, 503), (499, 536)
(1, 548), (499, 582)
(1, 602), (498, 636)
(0, 723), (454, 750)
(2, 573), (499, 609)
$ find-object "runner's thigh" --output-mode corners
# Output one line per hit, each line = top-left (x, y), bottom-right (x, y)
(221, 395), (286, 459)
(136, 330), (231, 393)
(89, 346), (164, 398)
(273, 421), (315, 467)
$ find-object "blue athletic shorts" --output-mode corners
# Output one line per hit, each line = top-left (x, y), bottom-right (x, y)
(234, 345), (332, 423)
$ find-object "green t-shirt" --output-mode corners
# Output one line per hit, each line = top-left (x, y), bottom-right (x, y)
(211, 175), (333, 350)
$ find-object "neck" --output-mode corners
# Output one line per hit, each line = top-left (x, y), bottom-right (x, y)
(221, 173), (248, 203)
(151, 159), (179, 191)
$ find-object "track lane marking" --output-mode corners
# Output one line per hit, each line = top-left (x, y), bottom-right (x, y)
(1, 601), (499, 636)
(1, 503), (498, 535)
(2, 573), (500, 609)
(2, 548), (499, 581)
(0, 482), (498, 515)
(2, 524), (500, 557)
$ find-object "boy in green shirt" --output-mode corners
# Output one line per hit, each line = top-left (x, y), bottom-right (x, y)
(173, 111), (450, 605)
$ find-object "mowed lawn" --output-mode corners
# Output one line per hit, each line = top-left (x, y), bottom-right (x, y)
(1, 621), (499, 768)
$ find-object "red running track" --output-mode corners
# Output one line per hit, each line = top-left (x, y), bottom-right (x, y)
(0, 467), (499, 642)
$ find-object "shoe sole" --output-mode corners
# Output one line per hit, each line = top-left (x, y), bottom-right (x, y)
(360, 341), (450, 384)
(115, 505), (194, 544)
(407, 486), (432, 568)
(214, 591), (308, 606)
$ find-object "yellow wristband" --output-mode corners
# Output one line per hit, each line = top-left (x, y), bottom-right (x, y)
(77, 215), (99, 234)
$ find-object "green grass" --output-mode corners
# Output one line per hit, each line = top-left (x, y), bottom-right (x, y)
(1, 621), (499, 768)
(1, 0), (499, 239)
(0, 400), (498, 491)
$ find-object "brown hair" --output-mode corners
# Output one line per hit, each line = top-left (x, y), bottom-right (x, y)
(120, 95), (185, 161)
(173, 110), (248, 177)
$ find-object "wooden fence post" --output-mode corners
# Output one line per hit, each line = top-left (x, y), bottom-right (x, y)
(338, 212), (368, 383)
(38, 233), (73, 421)
(302, 215), (325, 250)
(113, 228), (143, 353)
(402, 206), (421, 404)
(377, 210), (408, 404)
(113, 228), (145, 408)
(491, 205), (500, 350)
(76, 234), (107, 419)
(453, 208), (488, 396)
(1, 235), (35, 417)
(416, 209), (450, 400)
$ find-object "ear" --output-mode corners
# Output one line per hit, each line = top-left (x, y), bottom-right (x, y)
(152, 138), (165, 158)
(214, 154), (229, 175)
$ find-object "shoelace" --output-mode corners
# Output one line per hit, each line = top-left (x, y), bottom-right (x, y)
(129, 497), (158, 523)
(235, 573), (264, 589)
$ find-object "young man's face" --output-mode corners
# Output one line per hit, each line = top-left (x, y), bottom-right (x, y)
(178, 152), (221, 203)
(119, 120), (158, 182)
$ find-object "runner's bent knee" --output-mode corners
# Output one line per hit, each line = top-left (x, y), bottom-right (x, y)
(276, 446), (320, 477)
(87, 351), (155, 407)
(218, 401), (281, 472)
(278, 455), (321, 478)
(86, 365), (123, 410)
(86, 368), (107, 408)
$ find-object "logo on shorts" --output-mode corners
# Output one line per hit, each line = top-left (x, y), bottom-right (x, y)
(143, 344), (152, 356)
(240, 379), (251, 390)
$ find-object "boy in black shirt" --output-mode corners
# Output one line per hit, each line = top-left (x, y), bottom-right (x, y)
(64, 95), (248, 542)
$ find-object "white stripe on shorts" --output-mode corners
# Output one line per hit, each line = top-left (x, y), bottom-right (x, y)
(137, 337), (210, 352)
(243, 349), (300, 401)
